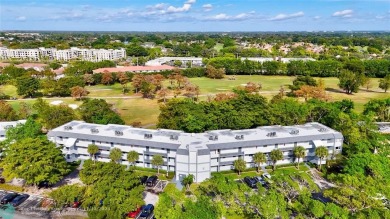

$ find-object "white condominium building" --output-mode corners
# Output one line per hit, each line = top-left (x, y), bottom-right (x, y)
(0, 47), (126, 62)
(47, 121), (343, 183)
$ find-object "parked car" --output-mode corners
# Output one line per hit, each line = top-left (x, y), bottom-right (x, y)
(38, 181), (51, 189)
(139, 204), (154, 219)
(1, 193), (18, 204)
(243, 177), (257, 188)
(0, 177), (5, 184)
(72, 201), (81, 208)
(140, 176), (148, 185)
(127, 206), (143, 218)
(10, 194), (29, 207)
(146, 176), (158, 187)
(262, 173), (271, 179)
(253, 176), (266, 186)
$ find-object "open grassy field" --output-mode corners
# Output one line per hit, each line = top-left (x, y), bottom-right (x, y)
(1, 75), (388, 127)
(213, 43), (224, 52)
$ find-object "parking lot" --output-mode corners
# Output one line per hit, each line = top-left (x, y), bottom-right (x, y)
(0, 190), (51, 213)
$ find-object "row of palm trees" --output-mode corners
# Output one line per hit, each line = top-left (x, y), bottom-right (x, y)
(251, 145), (329, 172)
(86, 144), (165, 174)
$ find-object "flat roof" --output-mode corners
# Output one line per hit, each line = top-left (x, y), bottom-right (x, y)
(0, 120), (26, 136)
(48, 121), (343, 152)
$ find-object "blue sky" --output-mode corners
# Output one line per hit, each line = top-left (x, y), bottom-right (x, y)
(1, 0), (389, 31)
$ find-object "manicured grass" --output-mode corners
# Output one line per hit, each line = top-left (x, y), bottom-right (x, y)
(106, 98), (160, 126)
(85, 83), (133, 97)
(214, 43), (224, 52)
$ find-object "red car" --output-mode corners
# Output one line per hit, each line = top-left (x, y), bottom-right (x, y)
(72, 201), (81, 208)
(127, 206), (142, 218)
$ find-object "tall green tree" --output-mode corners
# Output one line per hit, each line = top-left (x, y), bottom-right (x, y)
(253, 152), (267, 173)
(87, 144), (99, 163)
(293, 146), (306, 169)
(126, 151), (139, 167)
(1, 137), (70, 186)
(233, 158), (246, 175)
(78, 99), (125, 125)
(270, 149), (283, 171)
(16, 76), (40, 97)
(379, 74), (390, 93)
(151, 155), (164, 175)
(315, 146), (329, 171)
(109, 148), (122, 163)
(33, 99), (77, 130)
(338, 70), (364, 94)
(5, 117), (42, 143)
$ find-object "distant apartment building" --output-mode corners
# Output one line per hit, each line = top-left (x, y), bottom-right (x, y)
(0, 47), (126, 62)
(47, 121), (343, 183)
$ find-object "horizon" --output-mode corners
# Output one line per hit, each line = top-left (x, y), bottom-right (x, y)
(1, 0), (390, 32)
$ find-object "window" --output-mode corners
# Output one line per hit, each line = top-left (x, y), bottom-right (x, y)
(336, 147), (340, 150)
(216, 149), (220, 154)
(263, 145), (267, 147)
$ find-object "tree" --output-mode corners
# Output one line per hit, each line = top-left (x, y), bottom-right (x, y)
(315, 146), (329, 171)
(83, 74), (94, 86)
(78, 99), (124, 125)
(233, 158), (246, 175)
(293, 146), (306, 169)
(338, 70), (364, 94)
(361, 76), (373, 91)
(117, 72), (130, 93)
(5, 117), (42, 143)
(71, 86), (88, 100)
(79, 160), (144, 219)
(379, 74), (390, 93)
(18, 102), (31, 119)
(33, 100), (77, 130)
(181, 174), (194, 192)
(269, 149), (283, 171)
(206, 65), (225, 79)
(109, 148), (122, 163)
(253, 152), (267, 173)
(2, 137), (70, 187)
(101, 71), (114, 85)
(87, 144), (99, 163)
(127, 151), (139, 167)
(157, 88), (170, 103)
(0, 100), (18, 121)
(49, 184), (85, 208)
(151, 155), (164, 175)
(244, 82), (262, 93)
(16, 76), (40, 97)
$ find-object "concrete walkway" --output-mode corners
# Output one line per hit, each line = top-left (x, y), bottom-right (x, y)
(305, 163), (336, 190)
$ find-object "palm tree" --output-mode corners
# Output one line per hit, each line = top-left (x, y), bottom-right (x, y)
(87, 144), (99, 164)
(293, 146), (306, 169)
(233, 158), (247, 175)
(253, 152), (267, 173)
(127, 151), (139, 167)
(109, 148), (122, 163)
(181, 174), (194, 192)
(151, 155), (164, 175)
(315, 146), (329, 171)
(269, 149), (283, 171)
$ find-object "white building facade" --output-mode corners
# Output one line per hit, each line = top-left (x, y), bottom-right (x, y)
(0, 47), (126, 62)
(47, 121), (343, 183)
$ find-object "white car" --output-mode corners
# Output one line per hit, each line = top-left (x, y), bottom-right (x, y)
(262, 173), (271, 179)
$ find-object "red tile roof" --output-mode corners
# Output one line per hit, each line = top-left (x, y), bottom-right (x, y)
(16, 63), (48, 69)
(93, 65), (175, 73)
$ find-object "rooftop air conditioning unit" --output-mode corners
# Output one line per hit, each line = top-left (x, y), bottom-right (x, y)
(64, 126), (73, 130)
(91, 128), (99, 134)
(115, 130), (123, 136)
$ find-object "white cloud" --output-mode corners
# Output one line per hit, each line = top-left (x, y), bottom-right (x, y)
(202, 4), (213, 12)
(269, 11), (304, 21)
(185, 0), (196, 4)
(313, 16), (321, 20)
(16, 16), (26, 21)
(167, 3), (192, 13)
(332, 9), (353, 18)
(147, 3), (167, 10)
(205, 11), (255, 21)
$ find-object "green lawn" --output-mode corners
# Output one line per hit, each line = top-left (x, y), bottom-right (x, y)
(214, 43), (224, 52)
